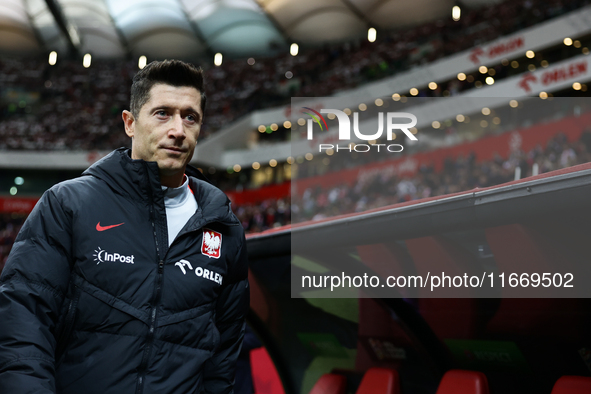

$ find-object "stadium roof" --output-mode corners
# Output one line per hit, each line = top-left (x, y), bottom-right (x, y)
(0, 0), (499, 61)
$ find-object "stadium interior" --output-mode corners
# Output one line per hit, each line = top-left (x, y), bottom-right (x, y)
(2, 0), (591, 393)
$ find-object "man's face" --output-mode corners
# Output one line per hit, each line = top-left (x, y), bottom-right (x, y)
(123, 83), (203, 187)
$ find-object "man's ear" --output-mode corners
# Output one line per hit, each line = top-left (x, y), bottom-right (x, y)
(122, 110), (135, 138)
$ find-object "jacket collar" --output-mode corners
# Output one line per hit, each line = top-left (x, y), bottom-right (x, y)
(83, 148), (237, 226)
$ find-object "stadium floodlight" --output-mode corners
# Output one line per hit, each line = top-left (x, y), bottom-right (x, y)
(214, 53), (223, 66)
(368, 28), (377, 43)
(290, 43), (299, 56)
(83, 54), (91, 68)
(138, 56), (147, 69)
(48, 51), (57, 66)
(452, 5), (461, 21)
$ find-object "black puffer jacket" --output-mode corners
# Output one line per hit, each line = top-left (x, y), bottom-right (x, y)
(0, 148), (249, 394)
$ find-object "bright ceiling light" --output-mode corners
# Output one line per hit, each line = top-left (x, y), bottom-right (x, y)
(368, 28), (377, 43)
(48, 51), (57, 66)
(83, 53), (91, 68)
(452, 5), (461, 21)
(214, 53), (223, 66)
(290, 43), (299, 56)
(138, 55), (147, 69)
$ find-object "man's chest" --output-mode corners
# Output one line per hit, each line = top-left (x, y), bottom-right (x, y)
(71, 201), (232, 311)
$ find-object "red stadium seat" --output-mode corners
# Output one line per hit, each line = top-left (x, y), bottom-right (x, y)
(436, 370), (489, 394)
(356, 367), (399, 394)
(551, 376), (591, 394)
(309, 373), (347, 394)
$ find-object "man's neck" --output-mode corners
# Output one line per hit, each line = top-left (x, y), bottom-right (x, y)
(160, 172), (185, 188)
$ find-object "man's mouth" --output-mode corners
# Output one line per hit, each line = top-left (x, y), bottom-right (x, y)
(162, 146), (186, 154)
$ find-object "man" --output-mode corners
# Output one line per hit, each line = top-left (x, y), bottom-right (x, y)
(0, 60), (249, 394)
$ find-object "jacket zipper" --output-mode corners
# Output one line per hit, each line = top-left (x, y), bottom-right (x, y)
(136, 203), (165, 394)
(135, 186), (239, 392)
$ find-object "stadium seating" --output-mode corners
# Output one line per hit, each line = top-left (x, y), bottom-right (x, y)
(309, 373), (347, 394)
(355, 367), (399, 394)
(550, 376), (591, 394)
(435, 370), (490, 394)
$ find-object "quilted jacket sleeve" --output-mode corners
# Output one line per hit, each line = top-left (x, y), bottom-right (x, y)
(202, 230), (250, 394)
(0, 188), (73, 394)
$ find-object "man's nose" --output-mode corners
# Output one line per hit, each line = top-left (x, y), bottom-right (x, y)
(169, 115), (185, 139)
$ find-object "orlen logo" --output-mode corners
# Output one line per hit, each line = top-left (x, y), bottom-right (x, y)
(517, 60), (588, 92)
(518, 73), (537, 93)
(303, 107), (417, 153)
(93, 246), (135, 265)
(469, 37), (524, 64)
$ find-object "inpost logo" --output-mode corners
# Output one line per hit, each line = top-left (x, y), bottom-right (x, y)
(93, 246), (135, 265)
(303, 107), (417, 153)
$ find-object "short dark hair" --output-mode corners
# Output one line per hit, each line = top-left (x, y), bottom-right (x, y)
(130, 59), (207, 118)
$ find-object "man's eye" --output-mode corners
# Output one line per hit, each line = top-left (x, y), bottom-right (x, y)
(156, 110), (167, 117)
(186, 115), (197, 123)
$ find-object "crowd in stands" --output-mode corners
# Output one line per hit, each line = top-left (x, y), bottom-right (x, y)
(233, 198), (291, 234)
(237, 131), (591, 230)
(0, 0), (588, 151)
